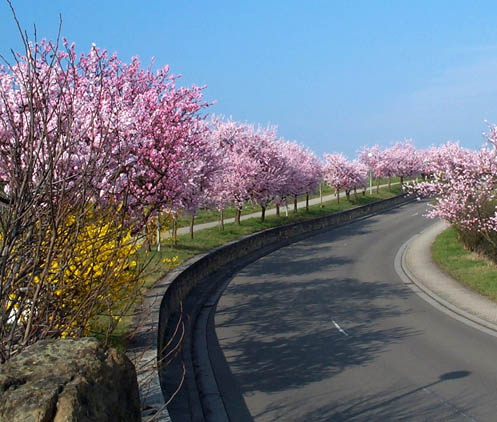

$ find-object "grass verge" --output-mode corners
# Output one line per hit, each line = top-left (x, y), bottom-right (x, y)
(431, 226), (497, 302)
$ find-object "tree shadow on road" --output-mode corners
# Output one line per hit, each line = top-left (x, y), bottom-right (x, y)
(216, 271), (419, 394)
(252, 371), (475, 421)
(214, 202), (425, 397)
(244, 203), (411, 279)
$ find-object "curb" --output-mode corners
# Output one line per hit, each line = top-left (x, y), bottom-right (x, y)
(395, 223), (497, 337)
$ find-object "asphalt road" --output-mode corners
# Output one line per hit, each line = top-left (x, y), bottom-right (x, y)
(213, 201), (497, 421)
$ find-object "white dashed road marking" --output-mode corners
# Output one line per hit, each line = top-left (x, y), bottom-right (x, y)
(332, 320), (349, 336)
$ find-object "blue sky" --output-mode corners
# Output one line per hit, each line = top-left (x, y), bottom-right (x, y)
(2, 1), (497, 157)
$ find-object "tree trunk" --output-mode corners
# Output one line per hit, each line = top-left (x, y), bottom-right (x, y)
(276, 204), (280, 217)
(320, 183), (323, 207)
(294, 195), (298, 213)
(376, 178), (380, 193)
(189, 215), (195, 240)
(346, 190), (350, 201)
(219, 209), (224, 231)
(400, 175), (404, 185)
(388, 177), (391, 189)
(261, 205), (266, 222)
(306, 193), (309, 211)
(336, 189), (340, 204)
(235, 208), (241, 225)
(172, 214), (178, 246)
(156, 212), (161, 252)
(354, 187), (357, 200)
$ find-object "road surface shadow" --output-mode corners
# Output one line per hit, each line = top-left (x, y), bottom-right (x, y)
(245, 204), (412, 279)
(216, 271), (418, 394)
(214, 201), (424, 397)
(253, 372), (475, 421)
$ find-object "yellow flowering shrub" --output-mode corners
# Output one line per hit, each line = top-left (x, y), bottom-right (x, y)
(2, 212), (142, 343)
(1, 203), (180, 361)
(51, 216), (142, 338)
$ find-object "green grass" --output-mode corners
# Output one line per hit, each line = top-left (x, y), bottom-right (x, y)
(432, 226), (497, 302)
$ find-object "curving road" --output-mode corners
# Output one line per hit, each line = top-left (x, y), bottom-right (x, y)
(212, 201), (497, 421)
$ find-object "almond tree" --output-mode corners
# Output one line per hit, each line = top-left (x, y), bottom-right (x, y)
(242, 125), (289, 222)
(385, 140), (422, 185)
(350, 159), (368, 199)
(323, 154), (367, 202)
(359, 145), (385, 193)
(207, 118), (255, 224)
(295, 142), (322, 211)
(180, 122), (222, 239)
(323, 153), (349, 203)
(209, 119), (291, 222)
(0, 35), (143, 360)
(277, 140), (322, 213)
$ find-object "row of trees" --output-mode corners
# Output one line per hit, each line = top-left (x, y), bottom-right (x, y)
(204, 119), (323, 224)
(359, 140), (426, 189)
(178, 135), (440, 228)
(173, 129), (434, 230)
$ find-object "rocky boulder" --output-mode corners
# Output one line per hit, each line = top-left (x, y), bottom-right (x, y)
(0, 337), (141, 422)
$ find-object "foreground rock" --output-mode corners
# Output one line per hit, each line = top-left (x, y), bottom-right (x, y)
(0, 337), (140, 422)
